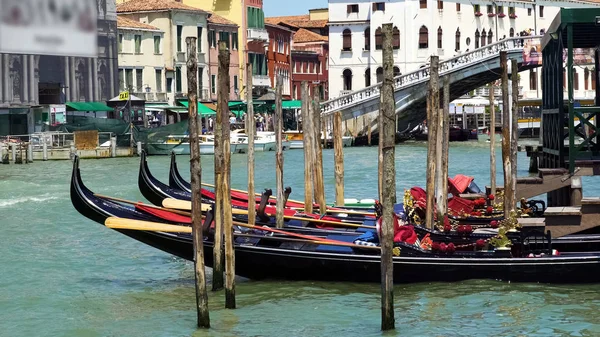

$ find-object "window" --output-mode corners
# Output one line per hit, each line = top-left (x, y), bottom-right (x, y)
(528, 8), (532, 16)
(393, 27), (400, 49)
(175, 67), (182, 93)
(437, 27), (443, 49)
(125, 69), (133, 90)
(376, 67), (383, 83)
(154, 36), (161, 54)
(419, 26), (428, 49)
(211, 75), (216, 94)
(466, 37), (471, 47)
(375, 27), (382, 50)
(487, 30), (493, 44)
(437, 0), (443, 10)
(208, 30), (217, 48)
(481, 29), (487, 47)
(342, 29), (352, 51)
(585, 68), (590, 90)
(393, 66), (401, 77)
(509, 28), (514, 37)
(197, 27), (203, 52)
(497, 6), (503, 15)
(177, 25), (183, 52)
(487, 5), (493, 14)
(539, 6), (544, 17)
(118, 34), (123, 53)
(364, 28), (370, 50)
(118, 69), (124, 89)
(509, 7), (515, 15)
(136, 69), (143, 91)
(455, 28), (460, 51)
(574, 70), (579, 91)
(373, 2), (385, 11)
(342, 69), (352, 91)
(219, 31), (230, 49)
(474, 4), (480, 13)
(420, 0), (427, 9)
(198, 67), (203, 93)
(347, 4), (359, 13)
(233, 75), (238, 93)
(166, 77), (172, 93)
(456, 3), (460, 11)
(365, 68), (371, 87)
(232, 32), (238, 50)
(155, 69), (162, 92)
(529, 70), (537, 90)
(592, 68), (597, 90)
(474, 29), (480, 49)
(134, 35), (142, 54)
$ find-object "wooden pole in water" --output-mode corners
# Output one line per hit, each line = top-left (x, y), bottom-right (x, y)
(379, 23), (396, 331)
(312, 86), (326, 214)
(275, 75), (285, 228)
(333, 111), (345, 206)
(500, 51), (512, 218)
(425, 55), (440, 229)
(185, 37), (210, 328)
(301, 81), (314, 214)
(489, 82), (496, 203)
(246, 64), (256, 226)
(510, 59), (519, 213)
(212, 43), (225, 292)
(436, 76), (450, 226)
(218, 41), (235, 309)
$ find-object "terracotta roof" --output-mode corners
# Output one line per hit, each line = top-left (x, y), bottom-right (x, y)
(266, 15), (309, 25)
(117, 0), (207, 14)
(266, 15), (328, 29)
(207, 12), (237, 26)
(117, 16), (161, 31)
(293, 28), (328, 43)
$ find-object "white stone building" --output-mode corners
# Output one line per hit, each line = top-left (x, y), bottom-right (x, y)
(328, 0), (600, 100)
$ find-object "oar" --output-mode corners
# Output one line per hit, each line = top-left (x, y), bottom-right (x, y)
(163, 198), (374, 229)
(104, 217), (379, 250)
(95, 194), (214, 215)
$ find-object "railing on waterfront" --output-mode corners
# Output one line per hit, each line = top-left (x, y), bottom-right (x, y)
(1, 132), (115, 150)
(320, 36), (542, 116)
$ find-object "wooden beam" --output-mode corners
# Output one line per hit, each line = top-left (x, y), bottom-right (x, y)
(275, 75), (285, 228)
(425, 55), (440, 229)
(500, 51), (513, 218)
(333, 111), (345, 206)
(246, 63), (256, 226)
(436, 76), (450, 226)
(312, 86), (326, 214)
(489, 82), (497, 203)
(301, 81), (314, 213)
(510, 59), (519, 213)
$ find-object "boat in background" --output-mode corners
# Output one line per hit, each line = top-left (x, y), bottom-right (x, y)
(231, 130), (276, 151)
(146, 134), (246, 155)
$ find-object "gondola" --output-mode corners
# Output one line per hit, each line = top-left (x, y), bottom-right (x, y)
(72, 156), (600, 283)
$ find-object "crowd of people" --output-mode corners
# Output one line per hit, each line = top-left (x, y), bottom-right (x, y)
(202, 112), (274, 134)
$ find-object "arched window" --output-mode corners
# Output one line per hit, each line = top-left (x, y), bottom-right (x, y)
(585, 67), (590, 90)
(474, 29), (480, 49)
(393, 27), (400, 49)
(529, 69), (537, 90)
(342, 29), (352, 51)
(365, 68), (371, 87)
(393, 66), (401, 77)
(376, 67), (384, 83)
(574, 69), (579, 90)
(455, 28), (461, 51)
(343, 69), (353, 90)
(487, 29), (493, 44)
(364, 28), (370, 50)
(375, 27), (383, 50)
(592, 67), (596, 90)
(481, 29), (487, 47)
(419, 26), (428, 49)
(437, 26), (443, 49)
(509, 28), (514, 37)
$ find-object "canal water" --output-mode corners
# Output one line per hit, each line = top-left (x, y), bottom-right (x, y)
(2, 141), (600, 337)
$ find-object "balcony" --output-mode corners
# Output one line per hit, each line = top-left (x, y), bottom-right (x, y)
(247, 28), (269, 42)
(253, 75), (271, 87)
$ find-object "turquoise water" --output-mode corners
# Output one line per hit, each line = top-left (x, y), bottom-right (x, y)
(2, 142), (600, 337)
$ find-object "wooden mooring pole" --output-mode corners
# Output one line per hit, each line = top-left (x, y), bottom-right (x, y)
(500, 51), (513, 218)
(379, 23), (396, 331)
(275, 75), (285, 228)
(425, 55), (440, 229)
(312, 86), (326, 214)
(333, 111), (345, 206)
(246, 64), (256, 226)
(489, 82), (496, 203)
(185, 37), (210, 328)
(301, 81), (314, 214)
(510, 59), (519, 213)
(212, 43), (226, 291)
(218, 41), (235, 309)
(436, 76), (450, 226)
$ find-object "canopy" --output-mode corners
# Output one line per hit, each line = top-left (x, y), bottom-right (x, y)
(66, 102), (113, 112)
(270, 100), (302, 109)
(176, 100), (217, 115)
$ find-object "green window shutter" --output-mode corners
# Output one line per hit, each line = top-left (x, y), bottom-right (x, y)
(134, 35), (141, 54)
(197, 27), (202, 52)
(176, 67), (182, 92)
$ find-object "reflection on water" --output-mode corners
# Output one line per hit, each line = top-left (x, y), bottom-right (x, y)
(2, 142), (600, 336)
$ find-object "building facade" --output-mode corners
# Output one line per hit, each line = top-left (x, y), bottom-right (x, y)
(0, 0), (119, 135)
(207, 14), (242, 101)
(117, 0), (210, 106)
(327, 0), (599, 100)
(266, 24), (293, 99)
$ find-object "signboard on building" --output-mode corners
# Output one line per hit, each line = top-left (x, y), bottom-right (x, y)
(0, 0), (97, 57)
(522, 40), (595, 66)
(49, 104), (66, 125)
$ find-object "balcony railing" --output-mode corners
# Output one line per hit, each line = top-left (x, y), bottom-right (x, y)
(247, 28), (269, 41)
(253, 75), (271, 87)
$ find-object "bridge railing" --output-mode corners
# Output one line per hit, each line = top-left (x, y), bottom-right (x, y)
(321, 36), (542, 116)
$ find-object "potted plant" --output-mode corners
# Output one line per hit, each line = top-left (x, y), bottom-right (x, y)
(488, 12), (496, 17)
(498, 13), (506, 18)
(475, 12), (483, 17)
(509, 13), (517, 19)
(489, 228), (512, 251)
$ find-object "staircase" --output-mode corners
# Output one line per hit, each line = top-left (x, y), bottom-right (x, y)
(320, 36), (542, 137)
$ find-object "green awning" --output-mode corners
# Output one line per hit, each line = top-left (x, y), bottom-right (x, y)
(176, 100), (217, 116)
(271, 100), (301, 109)
(66, 102), (113, 112)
